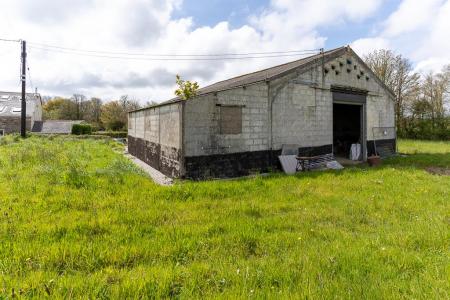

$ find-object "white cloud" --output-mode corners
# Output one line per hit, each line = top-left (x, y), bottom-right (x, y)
(382, 0), (445, 37)
(351, 37), (391, 57)
(4, 0), (445, 104)
(355, 0), (450, 73)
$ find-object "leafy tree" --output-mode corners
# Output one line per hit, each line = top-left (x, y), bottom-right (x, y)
(42, 97), (78, 120)
(100, 97), (141, 131)
(100, 101), (127, 130)
(174, 75), (199, 100)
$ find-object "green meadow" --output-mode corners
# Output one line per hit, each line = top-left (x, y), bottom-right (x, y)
(0, 136), (449, 299)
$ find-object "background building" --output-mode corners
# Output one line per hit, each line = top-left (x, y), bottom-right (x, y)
(0, 91), (42, 136)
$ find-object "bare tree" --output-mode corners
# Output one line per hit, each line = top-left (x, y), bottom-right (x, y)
(72, 94), (86, 120)
(364, 50), (420, 132)
(421, 68), (449, 128)
(118, 95), (141, 112)
(80, 97), (103, 128)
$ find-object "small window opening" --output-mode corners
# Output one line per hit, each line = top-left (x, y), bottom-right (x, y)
(219, 106), (242, 134)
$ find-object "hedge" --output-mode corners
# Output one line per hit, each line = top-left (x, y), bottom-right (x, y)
(94, 131), (128, 138)
(72, 124), (93, 135)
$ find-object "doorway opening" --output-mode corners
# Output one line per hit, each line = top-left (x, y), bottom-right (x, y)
(333, 103), (362, 160)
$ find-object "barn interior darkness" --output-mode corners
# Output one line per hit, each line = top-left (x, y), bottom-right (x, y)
(333, 103), (361, 157)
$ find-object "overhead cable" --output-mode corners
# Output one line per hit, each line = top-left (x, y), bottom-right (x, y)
(28, 45), (319, 61)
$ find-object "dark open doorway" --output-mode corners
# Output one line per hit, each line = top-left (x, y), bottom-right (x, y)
(333, 103), (362, 159)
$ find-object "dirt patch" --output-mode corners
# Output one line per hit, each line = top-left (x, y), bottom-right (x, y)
(425, 167), (450, 176)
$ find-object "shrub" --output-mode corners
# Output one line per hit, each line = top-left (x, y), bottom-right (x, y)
(94, 131), (128, 138)
(72, 124), (93, 135)
(82, 125), (92, 135)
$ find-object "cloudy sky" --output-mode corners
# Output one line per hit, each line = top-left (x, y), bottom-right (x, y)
(0, 0), (449, 103)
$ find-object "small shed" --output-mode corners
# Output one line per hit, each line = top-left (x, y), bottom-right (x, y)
(31, 120), (83, 134)
(128, 46), (396, 179)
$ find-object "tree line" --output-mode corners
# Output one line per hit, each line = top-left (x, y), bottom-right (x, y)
(43, 53), (448, 139)
(364, 50), (449, 140)
(42, 95), (142, 131)
(42, 74), (197, 132)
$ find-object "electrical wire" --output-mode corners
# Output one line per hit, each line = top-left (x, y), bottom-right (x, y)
(28, 41), (320, 57)
(26, 62), (35, 94)
(0, 38), (21, 43)
(28, 45), (319, 61)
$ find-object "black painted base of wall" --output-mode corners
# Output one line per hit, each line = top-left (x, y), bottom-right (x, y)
(128, 136), (181, 178)
(184, 144), (333, 180)
(128, 139), (396, 180)
(185, 150), (272, 179)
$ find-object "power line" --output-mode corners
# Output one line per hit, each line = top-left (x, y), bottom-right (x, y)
(0, 38), (21, 43)
(26, 62), (35, 94)
(28, 45), (319, 61)
(28, 41), (320, 57)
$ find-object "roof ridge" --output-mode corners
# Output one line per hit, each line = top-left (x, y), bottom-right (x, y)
(198, 46), (346, 91)
(129, 46), (349, 112)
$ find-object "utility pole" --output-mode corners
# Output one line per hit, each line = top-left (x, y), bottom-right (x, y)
(20, 40), (27, 138)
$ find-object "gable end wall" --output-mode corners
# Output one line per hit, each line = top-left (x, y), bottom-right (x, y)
(127, 102), (182, 177)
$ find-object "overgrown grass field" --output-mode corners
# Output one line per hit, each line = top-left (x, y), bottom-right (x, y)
(0, 136), (449, 298)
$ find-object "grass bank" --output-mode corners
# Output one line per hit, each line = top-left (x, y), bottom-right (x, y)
(0, 136), (449, 298)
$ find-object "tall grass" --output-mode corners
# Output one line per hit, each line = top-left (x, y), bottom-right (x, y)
(0, 136), (449, 298)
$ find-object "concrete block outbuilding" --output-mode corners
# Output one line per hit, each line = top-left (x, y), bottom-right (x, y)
(128, 46), (396, 179)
